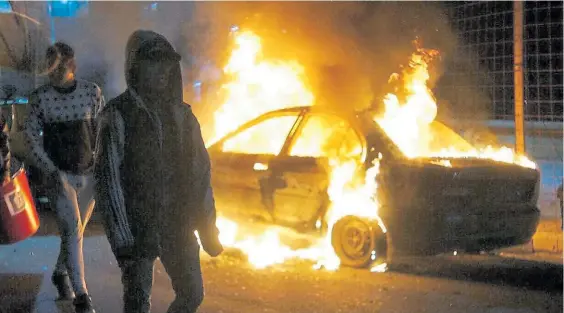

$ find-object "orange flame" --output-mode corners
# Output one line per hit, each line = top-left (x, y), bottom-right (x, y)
(211, 158), (383, 271)
(208, 29), (382, 271)
(207, 30), (535, 271)
(210, 31), (314, 146)
(375, 41), (536, 169)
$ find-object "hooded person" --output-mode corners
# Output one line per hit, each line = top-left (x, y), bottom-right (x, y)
(94, 30), (223, 313)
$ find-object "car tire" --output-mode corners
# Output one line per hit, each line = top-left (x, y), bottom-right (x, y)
(331, 215), (387, 268)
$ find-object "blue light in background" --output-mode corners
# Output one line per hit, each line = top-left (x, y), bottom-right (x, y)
(0, 1), (12, 13)
(150, 2), (158, 11)
(0, 97), (29, 106)
(49, 0), (88, 17)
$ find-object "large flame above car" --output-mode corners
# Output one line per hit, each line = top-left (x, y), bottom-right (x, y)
(210, 31), (314, 146)
(205, 29), (535, 271)
(374, 41), (536, 169)
(207, 29), (381, 271)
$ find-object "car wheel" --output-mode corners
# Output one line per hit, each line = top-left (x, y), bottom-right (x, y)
(331, 215), (387, 268)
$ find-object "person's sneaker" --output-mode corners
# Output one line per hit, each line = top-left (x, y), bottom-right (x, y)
(73, 294), (96, 313)
(51, 273), (75, 301)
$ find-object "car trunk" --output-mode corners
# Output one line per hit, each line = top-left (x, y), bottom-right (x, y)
(377, 157), (540, 255)
(417, 158), (539, 208)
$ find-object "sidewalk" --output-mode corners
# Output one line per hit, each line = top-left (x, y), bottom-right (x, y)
(0, 212), (118, 313)
(506, 218), (563, 255)
(0, 212), (562, 313)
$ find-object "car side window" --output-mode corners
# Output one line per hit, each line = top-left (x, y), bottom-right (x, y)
(222, 115), (298, 155)
(289, 114), (362, 159)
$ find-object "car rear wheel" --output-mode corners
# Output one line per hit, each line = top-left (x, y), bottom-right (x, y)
(331, 215), (387, 268)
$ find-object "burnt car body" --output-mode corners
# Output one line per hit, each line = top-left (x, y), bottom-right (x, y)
(208, 106), (541, 267)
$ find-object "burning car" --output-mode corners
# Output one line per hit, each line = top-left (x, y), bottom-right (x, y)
(202, 30), (541, 269)
(208, 105), (541, 268)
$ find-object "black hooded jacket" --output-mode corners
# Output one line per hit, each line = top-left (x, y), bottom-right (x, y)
(94, 30), (218, 258)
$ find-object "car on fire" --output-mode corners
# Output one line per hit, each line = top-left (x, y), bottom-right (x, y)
(208, 106), (541, 268)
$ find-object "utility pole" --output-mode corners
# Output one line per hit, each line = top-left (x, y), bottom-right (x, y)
(513, 0), (525, 155)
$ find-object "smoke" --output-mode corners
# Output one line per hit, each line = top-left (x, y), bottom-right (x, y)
(45, 1), (194, 98)
(184, 2), (464, 118)
(42, 1), (495, 137)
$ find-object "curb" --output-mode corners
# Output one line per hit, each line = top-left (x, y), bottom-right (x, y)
(513, 218), (563, 254)
(531, 231), (562, 253)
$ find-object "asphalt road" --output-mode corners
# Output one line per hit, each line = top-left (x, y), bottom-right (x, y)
(0, 213), (561, 313)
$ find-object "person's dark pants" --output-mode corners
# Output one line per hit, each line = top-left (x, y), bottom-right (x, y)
(117, 232), (204, 313)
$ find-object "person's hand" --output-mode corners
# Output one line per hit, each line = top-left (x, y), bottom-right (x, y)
(199, 227), (224, 257)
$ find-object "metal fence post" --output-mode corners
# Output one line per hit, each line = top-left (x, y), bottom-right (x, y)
(513, 0), (525, 155)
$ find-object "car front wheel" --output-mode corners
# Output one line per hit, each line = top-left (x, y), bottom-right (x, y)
(331, 215), (387, 268)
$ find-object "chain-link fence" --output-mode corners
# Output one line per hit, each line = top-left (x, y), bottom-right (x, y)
(444, 1), (563, 219)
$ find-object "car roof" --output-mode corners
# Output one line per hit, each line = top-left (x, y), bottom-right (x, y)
(210, 105), (405, 160)
(258, 106), (379, 135)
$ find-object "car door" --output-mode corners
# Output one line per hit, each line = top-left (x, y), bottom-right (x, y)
(208, 112), (302, 221)
(265, 112), (365, 230)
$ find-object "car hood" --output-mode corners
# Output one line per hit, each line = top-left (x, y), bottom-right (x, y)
(380, 156), (541, 196)
(412, 156), (538, 175)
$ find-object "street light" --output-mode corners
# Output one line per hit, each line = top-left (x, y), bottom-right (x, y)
(0, 1), (11, 13)
(48, 0), (89, 42)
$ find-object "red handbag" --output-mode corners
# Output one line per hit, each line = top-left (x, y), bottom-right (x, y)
(0, 168), (40, 244)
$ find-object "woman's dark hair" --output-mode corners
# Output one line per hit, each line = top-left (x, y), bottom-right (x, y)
(45, 42), (75, 70)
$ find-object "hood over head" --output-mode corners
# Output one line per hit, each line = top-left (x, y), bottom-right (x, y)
(125, 30), (183, 104)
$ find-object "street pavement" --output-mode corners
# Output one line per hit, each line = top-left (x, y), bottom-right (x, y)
(0, 212), (562, 313)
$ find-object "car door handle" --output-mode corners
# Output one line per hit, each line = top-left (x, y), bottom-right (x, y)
(254, 162), (268, 171)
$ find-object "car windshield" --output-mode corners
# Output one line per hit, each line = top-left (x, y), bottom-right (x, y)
(364, 113), (476, 158)
(423, 121), (476, 155)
